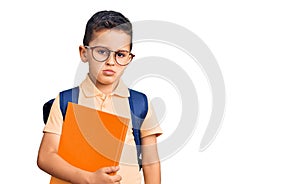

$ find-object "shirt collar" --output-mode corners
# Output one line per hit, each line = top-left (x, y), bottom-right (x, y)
(80, 75), (129, 98)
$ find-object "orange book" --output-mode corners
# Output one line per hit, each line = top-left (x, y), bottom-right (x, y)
(50, 103), (129, 184)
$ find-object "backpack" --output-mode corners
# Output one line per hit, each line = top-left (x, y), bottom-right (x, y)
(42, 86), (148, 170)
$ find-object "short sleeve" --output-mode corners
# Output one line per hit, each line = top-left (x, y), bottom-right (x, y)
(43, 94), (63, 135)
(140, 102), (163, 138)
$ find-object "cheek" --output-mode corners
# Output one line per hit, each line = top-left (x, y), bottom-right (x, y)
(116, 66), (127, 75)
(89, 61), (104, 75)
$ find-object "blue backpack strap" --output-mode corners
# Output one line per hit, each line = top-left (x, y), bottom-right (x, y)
(43, 86), (79, 124)
(59, 86), (80, 120)
(128, 88), (148, 170)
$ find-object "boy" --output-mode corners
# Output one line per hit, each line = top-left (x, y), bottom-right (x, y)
(37, 10), (162, 184)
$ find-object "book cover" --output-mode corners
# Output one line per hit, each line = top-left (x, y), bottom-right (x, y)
(50, 103), (129, 184)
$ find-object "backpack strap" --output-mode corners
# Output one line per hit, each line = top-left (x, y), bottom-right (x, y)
(128, 88), (148, 170)
(59, 87), (80, 120)
(42, 87), (79, 124)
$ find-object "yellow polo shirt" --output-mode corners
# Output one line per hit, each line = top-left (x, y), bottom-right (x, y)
(43, 75), (163, 184)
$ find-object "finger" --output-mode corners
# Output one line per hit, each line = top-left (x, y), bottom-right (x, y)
(103, 166), (120, 174)
(111, 174), (122, 182)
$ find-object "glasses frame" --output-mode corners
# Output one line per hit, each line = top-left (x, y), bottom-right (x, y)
(85, 45), (135, 66)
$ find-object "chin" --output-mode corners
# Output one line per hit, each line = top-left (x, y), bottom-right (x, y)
(97, 76), (117, 85)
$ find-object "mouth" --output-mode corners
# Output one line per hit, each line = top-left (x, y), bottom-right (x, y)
(102, 69), (116, 76)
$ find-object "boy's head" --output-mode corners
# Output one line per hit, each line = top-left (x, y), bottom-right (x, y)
(79, 10), (134, 89)
(83, 10), (132, 50)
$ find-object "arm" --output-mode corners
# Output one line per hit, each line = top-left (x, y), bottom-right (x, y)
(37, 132), (121, 184)
(141, 134), (161, 184)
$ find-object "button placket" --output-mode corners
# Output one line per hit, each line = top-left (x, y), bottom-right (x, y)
(101, 94), (107, 110)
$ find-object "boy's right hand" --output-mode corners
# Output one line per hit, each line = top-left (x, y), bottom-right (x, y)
(87, 166), (122, 184)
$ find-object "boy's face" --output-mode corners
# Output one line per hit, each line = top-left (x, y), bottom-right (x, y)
(80, 29), (132, 87)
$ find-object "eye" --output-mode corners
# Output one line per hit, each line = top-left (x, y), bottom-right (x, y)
(117, 52), (125, 58)
(96, 48), (109, 55)
(116, 51), (128, 58)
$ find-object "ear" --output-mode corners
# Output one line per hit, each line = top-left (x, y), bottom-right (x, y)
(79, 45), (88, 63)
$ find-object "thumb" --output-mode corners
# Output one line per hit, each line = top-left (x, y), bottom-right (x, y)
(103, 166), (120, 174)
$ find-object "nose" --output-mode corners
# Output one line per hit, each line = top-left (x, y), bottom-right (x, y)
(105, 52), (116, 66)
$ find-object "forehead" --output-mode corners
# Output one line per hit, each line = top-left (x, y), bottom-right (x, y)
(89, 29), (131, 50)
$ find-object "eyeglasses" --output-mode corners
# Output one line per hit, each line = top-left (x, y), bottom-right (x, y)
(85, 46), (135, 66)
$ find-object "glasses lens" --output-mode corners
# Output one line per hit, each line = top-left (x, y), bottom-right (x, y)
(115, 51), (132, 65)
(93, 47), (110, 62)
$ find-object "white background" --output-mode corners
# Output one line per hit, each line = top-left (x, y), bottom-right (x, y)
(0, 0), (299, 183)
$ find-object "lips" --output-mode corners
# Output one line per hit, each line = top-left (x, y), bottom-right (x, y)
(102, 69), (116, 76)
